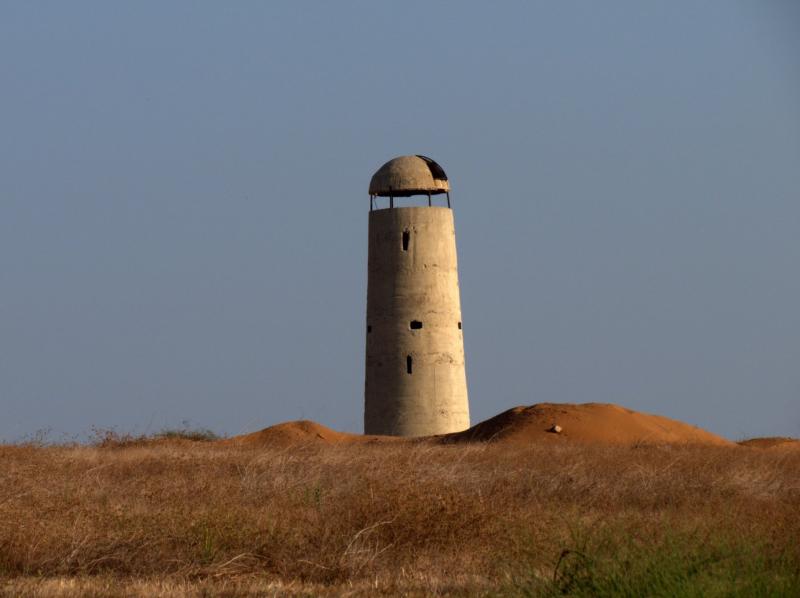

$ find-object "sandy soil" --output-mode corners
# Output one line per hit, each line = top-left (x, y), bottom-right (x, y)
(737, 436), (800, 449)
(226, 402), (741, 448)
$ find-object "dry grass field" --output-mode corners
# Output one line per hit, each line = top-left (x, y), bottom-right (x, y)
(1, 426), (799, 596)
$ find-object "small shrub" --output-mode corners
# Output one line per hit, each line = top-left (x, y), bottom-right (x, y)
(155, 427), (219, 442)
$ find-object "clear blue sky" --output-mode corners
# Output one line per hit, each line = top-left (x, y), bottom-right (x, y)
(1, 2), (798, 442)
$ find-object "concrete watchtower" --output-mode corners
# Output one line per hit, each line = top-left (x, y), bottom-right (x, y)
(364, 155), (470, 436)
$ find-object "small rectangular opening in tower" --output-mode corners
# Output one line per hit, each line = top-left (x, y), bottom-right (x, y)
(410, 320), (422, 329)
(458, 321), (462, 329)
(406, 355), (413, 374)
(367, 325), (372, 333)
(402, 230), (410, 251)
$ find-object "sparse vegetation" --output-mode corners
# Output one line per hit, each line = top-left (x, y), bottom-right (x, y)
(153, 427), (219, 443)
(1, 441), (798, 596)
(87, 424), (220, 448)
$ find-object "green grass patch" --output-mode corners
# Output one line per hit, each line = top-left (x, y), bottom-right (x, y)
(506, 526), (800, 597)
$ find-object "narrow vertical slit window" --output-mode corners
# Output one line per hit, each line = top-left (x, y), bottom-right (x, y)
(406, 355), (413, 374)
(402, 230), (410, 251)
(457, 321), (462, 329)
(367, 325), (372, 333)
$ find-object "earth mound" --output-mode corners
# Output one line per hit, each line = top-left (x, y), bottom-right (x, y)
(227, 403), (732, 448)
(226, 420), (399, 448)
(444, 403), (732, 446)
(738, 437), (799, 449)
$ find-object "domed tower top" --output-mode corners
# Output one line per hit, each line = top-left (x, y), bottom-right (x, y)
(369, 155), (450, 208)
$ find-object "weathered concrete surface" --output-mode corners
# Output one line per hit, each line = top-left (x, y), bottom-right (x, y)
(364, 206), (470, 436)
(369, 155), (450, 197)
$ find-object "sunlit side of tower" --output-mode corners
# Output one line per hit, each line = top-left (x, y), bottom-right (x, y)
(364, 155), (470, 436)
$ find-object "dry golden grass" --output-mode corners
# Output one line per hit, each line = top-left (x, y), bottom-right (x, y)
(1, 439), (799, 596)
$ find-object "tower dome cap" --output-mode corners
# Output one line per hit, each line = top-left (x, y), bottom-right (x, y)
(369, 155), (449, 197)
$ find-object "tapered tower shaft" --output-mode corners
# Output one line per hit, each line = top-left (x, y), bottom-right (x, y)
(364, 156), (469, 436)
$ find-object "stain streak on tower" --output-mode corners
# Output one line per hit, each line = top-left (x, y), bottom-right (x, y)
(364, 155), (470, 436)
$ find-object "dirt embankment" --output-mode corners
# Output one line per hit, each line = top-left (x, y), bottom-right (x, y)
(224, 420), (403, 448)
(444, 403), (733, 446)
(227, 403), (737, 448)
(737, 437), (800, 450)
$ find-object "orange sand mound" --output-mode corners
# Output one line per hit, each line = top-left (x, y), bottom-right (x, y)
(443, 403), (732, 446)
(227, 403), (733, 448)
(738, 437), (800, 449)
(225, 420), (400, 447)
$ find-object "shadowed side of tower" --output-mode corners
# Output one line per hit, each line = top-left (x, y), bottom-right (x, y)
(364, 156), (470, 436)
